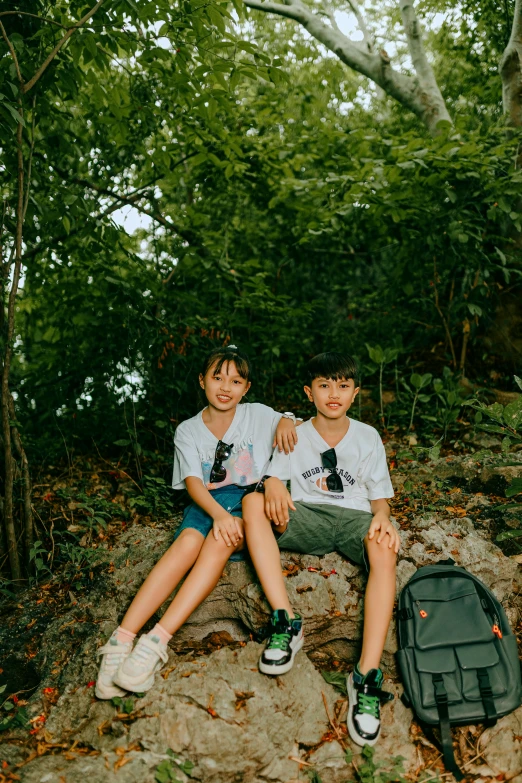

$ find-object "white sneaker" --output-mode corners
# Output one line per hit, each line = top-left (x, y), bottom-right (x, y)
(113, 634), (169, 693)
(95, 637), (133, 699)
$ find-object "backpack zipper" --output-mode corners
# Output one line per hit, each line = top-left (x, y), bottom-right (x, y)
(415, 600), (428, 618)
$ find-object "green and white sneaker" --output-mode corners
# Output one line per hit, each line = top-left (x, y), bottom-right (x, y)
(346, 665), (394, 746)
(259, 610), (303, 676)
(113, 634), (169, 693)
(95, 636), (133, 700)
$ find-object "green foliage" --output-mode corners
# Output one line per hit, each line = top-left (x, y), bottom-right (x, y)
(29, 540), (52, 583)
(506, 478), (522, 498)
(366, 344), (400, 422)
(155, 749), (194, 782)
(356, 745), (408, 783)
(129, 476), (177, 517)
(464, 379), (522, 452)
(111, 696), (135, 715)
(321, 669), (348, 695)
(0, 699), (29, 732)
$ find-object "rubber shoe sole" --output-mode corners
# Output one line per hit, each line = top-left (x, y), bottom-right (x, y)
(95, 680), (128, 700)
(259, 634), (304, 676)
(346, 673), (380, 747)
(113, 669), (157, 694)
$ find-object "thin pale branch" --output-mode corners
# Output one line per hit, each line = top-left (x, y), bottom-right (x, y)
(346, 0), (374, 53)
(511, 0), (522, 41)
(23, 0), (105, 94)
(399, 0), (438, 86)
(0, 20), (23, 85)
(244, 0), (308, 23)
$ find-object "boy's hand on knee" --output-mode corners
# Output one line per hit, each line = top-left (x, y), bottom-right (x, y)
(264, 477), (296, 526)
(273, 417), (298, 454)
(368, 512), (401, 553)
(213, 513), (243, 548)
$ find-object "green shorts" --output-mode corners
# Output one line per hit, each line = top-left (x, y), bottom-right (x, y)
(275, 502), (372, 568)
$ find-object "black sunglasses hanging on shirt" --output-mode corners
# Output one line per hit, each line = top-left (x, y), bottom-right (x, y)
(320, 447), (344, 493)
(209, 440), (234, 483)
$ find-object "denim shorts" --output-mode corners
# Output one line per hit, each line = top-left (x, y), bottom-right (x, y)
(174, 484), (251, 562)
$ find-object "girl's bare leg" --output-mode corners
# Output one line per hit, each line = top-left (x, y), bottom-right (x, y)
(120, 529), (205, 634)
(159, 525), (245, 634)
(358, 534), (396, 673)
(241, 492), (294, 617)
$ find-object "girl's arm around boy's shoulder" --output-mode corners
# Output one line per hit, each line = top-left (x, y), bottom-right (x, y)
(249, 401), (299, 455)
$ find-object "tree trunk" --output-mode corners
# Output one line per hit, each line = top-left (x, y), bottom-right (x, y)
(500, 0), (522, 127)
(1, 114), (24, 583)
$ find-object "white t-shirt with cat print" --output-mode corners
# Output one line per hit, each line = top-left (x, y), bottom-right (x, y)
(267, 418), (393, 513)
(172, 403), (283, 490)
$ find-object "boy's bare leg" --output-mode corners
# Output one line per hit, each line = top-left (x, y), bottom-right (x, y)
(358, 534), (396, 674)
(158, 526), (245, 634)
(120, 529), (205, 633)
(242, 493), (294, 617)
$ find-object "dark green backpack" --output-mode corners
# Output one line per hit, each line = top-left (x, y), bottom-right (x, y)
(396, 560), (522, 780)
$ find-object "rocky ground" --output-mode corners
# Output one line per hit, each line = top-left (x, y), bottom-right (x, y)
(1, 448), (522, 783)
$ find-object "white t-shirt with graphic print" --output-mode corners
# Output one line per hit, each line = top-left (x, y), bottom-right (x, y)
(267, 418), (393, 513)
(172, 403), (283, 491)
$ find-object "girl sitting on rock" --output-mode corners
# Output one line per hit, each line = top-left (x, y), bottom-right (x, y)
(95, 344), (300, 698)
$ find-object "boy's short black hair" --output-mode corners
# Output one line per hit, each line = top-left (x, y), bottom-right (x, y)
(201, 344), (251, 381)
(306, 352), (359, 387)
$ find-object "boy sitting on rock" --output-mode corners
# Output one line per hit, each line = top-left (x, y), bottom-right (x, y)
(242, 351), (399, 747)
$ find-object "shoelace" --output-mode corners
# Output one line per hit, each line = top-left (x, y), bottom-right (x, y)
(357, 691), (379, 719)
(267, 631), (291, 650)
(99, 644), (128, 672)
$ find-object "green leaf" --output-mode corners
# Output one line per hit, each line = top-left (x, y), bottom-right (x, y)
(501, 437), (512, 453)
(515, 376), (522, 392)
(3, 102), (26, 126)
(429, 445), (441, 460)
(503, 397), (522, 431)
(366, 343), (384, 364)
(485, 402), (505, 423)
(506, 478), (522, 498)
(114, 439), (131, 447)
(476, 423), (506, 435)
(0, 684), (6, 694)
(62, 215), (71, 234)
(496, 529), (522, 541)
(320, 670), (347, 695)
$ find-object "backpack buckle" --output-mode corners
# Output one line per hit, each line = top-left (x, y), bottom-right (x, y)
(433, 675), (448, 705)
(477, 671), (493, 698)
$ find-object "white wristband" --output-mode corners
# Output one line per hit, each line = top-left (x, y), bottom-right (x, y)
(282, 411), (296, 424)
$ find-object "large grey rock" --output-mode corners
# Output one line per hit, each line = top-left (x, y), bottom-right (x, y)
(1, 457), (522, 783)
(20, 643), (342, 783)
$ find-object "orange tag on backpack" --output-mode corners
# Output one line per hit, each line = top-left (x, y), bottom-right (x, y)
(419, 610), (428, 619)
(492, 624), (503, 639)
